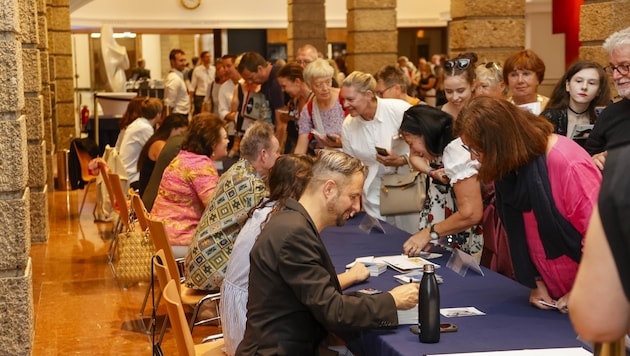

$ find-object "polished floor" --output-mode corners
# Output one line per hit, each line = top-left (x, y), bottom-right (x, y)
(32, 189), (221, 355)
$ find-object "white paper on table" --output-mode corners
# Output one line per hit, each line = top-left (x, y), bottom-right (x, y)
(345, 256), (375, 269)
(426, 347), (592, 356)
(396, 305), (418, 325)
(376, 254), (440, 272)
(440, 307), (486, 317)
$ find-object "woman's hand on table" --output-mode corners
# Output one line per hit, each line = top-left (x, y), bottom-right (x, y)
(555, 292), (570, 314)
(530, 280), (557, 311)
(403, 229), (431, 256)
(389, 283), (419, 310)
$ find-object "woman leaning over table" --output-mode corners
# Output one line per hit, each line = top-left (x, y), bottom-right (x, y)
(456, 96), (601, 312)
(503, 49), (549, 115)
(541, 60), (610, 138)
(150, 113), (230, 259)
(293, 58), (346, 155)
(400, 105), (484, 261)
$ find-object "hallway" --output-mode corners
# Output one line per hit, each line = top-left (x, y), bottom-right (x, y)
(32, 190), (220, 355)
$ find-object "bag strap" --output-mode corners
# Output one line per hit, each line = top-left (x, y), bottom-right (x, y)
(151, 255), (164, 356)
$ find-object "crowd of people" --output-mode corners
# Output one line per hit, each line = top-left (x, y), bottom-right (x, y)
(103, 25), (630, 354)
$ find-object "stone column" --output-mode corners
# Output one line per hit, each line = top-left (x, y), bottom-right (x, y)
(450, 0), (526, 63)
(47, 0), (76, 155)
(346, 0), (397, 75)
(580, 1), (630, 65)
(39, 0), (53, 193)
(22, 0), (49, 245)
(287, 0), (326, 60)
(0, 0), (34, 354)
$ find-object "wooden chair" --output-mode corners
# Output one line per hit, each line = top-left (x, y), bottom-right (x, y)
(72, 141), (98, 218)
(130, 190), (149, 232)
(107, 173), (131, 263)
(148, 219), (221, 330)
(153, 249), (221, 343)
(163, 279), (224, 356)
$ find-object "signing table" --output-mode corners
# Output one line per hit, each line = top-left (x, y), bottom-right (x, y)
(320, 213), (589, 356)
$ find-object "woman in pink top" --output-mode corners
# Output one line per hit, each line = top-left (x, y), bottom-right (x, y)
(151, 113), (229, 258)
(456, 97), (601, 313)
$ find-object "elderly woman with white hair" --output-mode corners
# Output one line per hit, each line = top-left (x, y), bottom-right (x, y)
(474, 61), (506, 98)
(294, 58), (347, 154)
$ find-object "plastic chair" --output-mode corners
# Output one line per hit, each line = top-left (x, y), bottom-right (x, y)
(162, 279), (224, 356)
(154, 249), (221, 344)
(72, 141), (98, 218)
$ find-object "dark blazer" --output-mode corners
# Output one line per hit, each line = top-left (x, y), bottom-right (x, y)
(236, 199), (398, 356)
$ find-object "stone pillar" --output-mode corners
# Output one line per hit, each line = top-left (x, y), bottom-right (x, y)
(47, 0), (76, 155)
(287, 0), (326, 60)
(0, 0), (34, 354)
(39, 0), (53, 193)
(346, 0), (397, 75)
(22, 0), (49, 245)
(450, 0), (526, 63)
(580, 1), (630, 65)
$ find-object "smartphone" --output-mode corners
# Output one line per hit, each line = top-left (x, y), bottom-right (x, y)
(409, 323), (458, 334)
(375, 146), (389, 156)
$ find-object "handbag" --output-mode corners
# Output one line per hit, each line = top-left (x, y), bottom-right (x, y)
(113, 207), (154, 283)
(114, 229), (154, 283)
(380, 170), (427, 216)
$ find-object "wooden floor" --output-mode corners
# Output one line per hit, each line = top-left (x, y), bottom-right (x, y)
(31, 189), (221, 355)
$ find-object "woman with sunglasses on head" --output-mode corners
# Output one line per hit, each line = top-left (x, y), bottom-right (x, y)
(540, 60), (610, 139)
(503, 49), (549, 115)
(456, 96), (601, 312)
(402, 53), (484, 260)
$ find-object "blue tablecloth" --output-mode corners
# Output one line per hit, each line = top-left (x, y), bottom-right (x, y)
(320, 213), (589, 356)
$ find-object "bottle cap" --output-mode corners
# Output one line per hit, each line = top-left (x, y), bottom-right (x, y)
(423, 264), (435, 273)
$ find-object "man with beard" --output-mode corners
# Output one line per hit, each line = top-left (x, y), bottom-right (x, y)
(586, 26), (630, 169)
(237, 150), (419, 355)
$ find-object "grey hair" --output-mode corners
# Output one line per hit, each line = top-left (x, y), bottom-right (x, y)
(240, 121), (276, 161)
(603, 26), (630, 55)
(303, 58), (335, 85)
(342, 71), (376, 94)
(310, 149), (367, 187)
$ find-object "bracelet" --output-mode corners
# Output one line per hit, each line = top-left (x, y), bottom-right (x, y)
(401, 154), (408, 167)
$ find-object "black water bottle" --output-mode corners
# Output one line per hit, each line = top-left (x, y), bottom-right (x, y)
(419, 263), (440, 343)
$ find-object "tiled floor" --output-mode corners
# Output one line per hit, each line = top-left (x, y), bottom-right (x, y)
(31, 190), (220, 355)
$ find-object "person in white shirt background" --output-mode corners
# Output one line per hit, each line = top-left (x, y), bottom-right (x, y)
(164, 49), (190, 115)
(191, 51), (216, 115)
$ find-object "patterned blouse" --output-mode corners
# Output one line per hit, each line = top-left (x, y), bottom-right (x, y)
(184, 158), (268, 291)
(150, 150), (219, 247)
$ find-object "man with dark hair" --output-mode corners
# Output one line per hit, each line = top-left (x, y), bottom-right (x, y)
(237, 150), (419, 355)
(237, 51), (291, 152)
(191, 51), (216, 115)
(130, 58), (150, 81)
(164, 49), (190, 115)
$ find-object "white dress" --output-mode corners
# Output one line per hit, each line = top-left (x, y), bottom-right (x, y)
(220, 201), (274, 356)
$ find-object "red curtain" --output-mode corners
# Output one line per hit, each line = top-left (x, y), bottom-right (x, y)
(552, 0), (584, 68)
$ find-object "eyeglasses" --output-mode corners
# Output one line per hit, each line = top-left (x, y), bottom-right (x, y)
(604, 64), (630, 76)
(375, 85), (395, 97)
(311, 78), (332, 90)
(461, 143), (480, 157)
(296, 59), (313, 66)
(444, 58), (471, 71)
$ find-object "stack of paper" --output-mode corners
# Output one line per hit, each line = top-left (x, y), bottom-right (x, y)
(393, 270), (443, 284)
(376, 255), (440, 273)
(365, 262), (387, 276)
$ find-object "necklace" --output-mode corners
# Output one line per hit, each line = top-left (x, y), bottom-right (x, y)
(568, 106), (589, 115)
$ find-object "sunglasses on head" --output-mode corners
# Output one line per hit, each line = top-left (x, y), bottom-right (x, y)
(444, 58), (470, 71)
(482, 62), (501, 71)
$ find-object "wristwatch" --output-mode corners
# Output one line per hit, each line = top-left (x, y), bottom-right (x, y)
(429, 225), (439, 240)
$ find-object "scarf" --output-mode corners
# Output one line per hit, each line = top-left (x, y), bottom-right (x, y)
(495, 154), (582, 288)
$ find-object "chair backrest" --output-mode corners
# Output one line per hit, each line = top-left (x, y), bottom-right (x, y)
(130, 191), (149, 231)
(109, 173), (130, 231)
(147, 217), (181, 289)
(73, 141), (98, 183)
(97, 161), (116, 212)
(153, 249), (173, 293)
(163, 279), (196, 356)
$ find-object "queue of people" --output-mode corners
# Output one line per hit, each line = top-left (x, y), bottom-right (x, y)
(99, 26), (630, 354)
